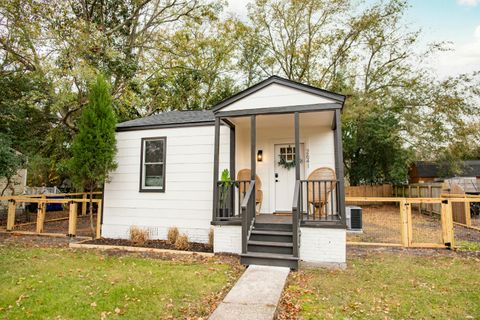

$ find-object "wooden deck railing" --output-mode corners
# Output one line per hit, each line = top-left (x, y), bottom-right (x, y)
(214, 180), (251, 222)
(292, 180), (301, 258)
(241, 180), (256, 254)
(299, 180), (341, 223)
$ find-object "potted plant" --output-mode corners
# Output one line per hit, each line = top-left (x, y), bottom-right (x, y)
(218, 169), (232, 218)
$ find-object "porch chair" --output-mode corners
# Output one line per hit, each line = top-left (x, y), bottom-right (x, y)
(307, 167), (336, 219)
(237, 169), (263, 214)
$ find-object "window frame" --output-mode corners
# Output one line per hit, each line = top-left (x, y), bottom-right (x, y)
(139, 137), (166, 193)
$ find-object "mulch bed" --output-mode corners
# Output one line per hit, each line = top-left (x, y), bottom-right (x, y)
(84, 238), (213, 253)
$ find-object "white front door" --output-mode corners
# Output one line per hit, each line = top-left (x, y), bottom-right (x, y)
(274, 144), (304, 213)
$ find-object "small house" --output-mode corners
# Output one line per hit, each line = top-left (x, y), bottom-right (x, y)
(103, 76), (347, 268)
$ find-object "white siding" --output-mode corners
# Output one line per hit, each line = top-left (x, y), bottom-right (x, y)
(103, 125), (230, 243)
(221, 83), (335, 112)
(235, 114), (335, 214)
(300, 227), (346, 265)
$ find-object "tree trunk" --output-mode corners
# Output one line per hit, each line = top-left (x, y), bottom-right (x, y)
(1, 177), (12, 196)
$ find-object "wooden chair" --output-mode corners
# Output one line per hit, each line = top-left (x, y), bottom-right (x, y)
(307, 167), (336, 218)
(237, 169), (263, 213)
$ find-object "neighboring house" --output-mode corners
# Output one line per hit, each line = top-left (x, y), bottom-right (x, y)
(103, 76), (347, 269)
(409, 160), (480, 183)
(0, 168), (27, 196)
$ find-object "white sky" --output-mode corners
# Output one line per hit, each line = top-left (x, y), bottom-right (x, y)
(225, 0), (480, 79)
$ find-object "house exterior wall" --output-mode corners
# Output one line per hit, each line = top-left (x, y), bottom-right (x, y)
(234, 114), (335, 214)
(213, 225), (242, 254)
(300, 227), (346, 264)
(211, 225), (346, 264)
(103, 125), (230, 243)
(221, 83), (335, 112)
(0, 168), (27, 196)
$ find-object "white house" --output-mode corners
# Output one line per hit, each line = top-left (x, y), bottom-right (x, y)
(103, 76), (347, 269)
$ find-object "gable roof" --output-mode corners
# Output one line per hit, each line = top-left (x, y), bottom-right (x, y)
(116, 110), (214, 131)
(211, 75), (346, 112)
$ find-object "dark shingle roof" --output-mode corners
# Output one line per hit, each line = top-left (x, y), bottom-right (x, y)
(116, 110), (214, 130)
(414, 160), (480, 177)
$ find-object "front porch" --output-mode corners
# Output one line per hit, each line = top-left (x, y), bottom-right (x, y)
(209, 76), (347, 268)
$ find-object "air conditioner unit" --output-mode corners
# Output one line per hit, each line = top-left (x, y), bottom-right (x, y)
(346, 206), (362, 230)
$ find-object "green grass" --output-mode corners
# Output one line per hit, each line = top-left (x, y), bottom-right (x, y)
(457, 241), (480, 252)
(285, 253), (480, 319)
(0, 245), (238, 319)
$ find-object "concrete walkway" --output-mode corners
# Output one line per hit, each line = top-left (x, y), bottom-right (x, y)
(209, 265), (290, 320)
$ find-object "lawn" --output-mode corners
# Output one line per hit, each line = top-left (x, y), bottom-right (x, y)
(0, 244), (240, 319)
(279, 252), (480, 319)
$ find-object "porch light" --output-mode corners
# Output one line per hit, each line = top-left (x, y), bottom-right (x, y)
(257, 150), (263, 162)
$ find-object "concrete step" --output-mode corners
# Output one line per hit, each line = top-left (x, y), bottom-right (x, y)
(247, 240), (293, 255)
(250, 229), (293, 243)
(241, 252), (299, 270)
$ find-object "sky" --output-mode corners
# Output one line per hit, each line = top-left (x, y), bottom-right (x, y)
(226, 0), (480, 78)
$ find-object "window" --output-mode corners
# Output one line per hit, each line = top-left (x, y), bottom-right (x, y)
(140, 137), (166, 192)
(280, 146), (296, 162)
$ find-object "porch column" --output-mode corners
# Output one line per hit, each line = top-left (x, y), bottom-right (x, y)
(333, 109), (346, 226)
(250, 115), (256, 203)
(212, 116), (221, 221)
(294, 112), (300, 180)
(250, 115), (256, 179)
(229, 123), (236, 213)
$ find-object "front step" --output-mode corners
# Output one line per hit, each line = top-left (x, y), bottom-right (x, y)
(247, 240), (293, 254)
(241, 252), (299, 269)
(241, 221), (297, 269)
(250, 229), (293, 242)
(253, 223), (292, 232)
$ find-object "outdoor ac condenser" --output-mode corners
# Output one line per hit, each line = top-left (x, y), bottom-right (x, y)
(346, 206), (362, 230)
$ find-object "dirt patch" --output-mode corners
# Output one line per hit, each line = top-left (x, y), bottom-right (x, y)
(84, 237), (213, 253)
(14, 214), (97, 237)
(346, 204), (480, 245)
(0, 232), (78, 247)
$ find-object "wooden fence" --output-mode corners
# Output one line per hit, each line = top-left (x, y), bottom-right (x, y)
(345, 195), (480, 248)
(345, 184), (393, 197)
(0, 192), (103, 238)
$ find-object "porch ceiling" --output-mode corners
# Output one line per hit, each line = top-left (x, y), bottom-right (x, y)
(226, 111), (334, 129)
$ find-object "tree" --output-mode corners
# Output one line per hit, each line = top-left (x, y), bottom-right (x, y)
(343, 108), (411, 185)
(69, 75), (117, 235)
(0, 135), (24, 196)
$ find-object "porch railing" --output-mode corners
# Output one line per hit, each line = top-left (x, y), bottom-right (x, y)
(214, 180), (251, 222)
(241, 180), (256, 254)
(299, 179), (342, 223)
(292, 180), (301, 257)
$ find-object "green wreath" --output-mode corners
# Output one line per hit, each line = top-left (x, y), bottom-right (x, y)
(278, 156), (302, 170)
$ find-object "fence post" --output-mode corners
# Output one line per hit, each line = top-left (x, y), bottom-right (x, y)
(441, 199), (454, 248)
(82, 193), (87, 216)
(96, 201), (102, 239)
(464, 197), (471, 227)
(428, 185), (433, 215)
(406, 202), (413, 247)
(7, 200), (16, 231)
(36, 198), (46, 233)
(400, 200), (409, 247)
(68, 202), (78, 237)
